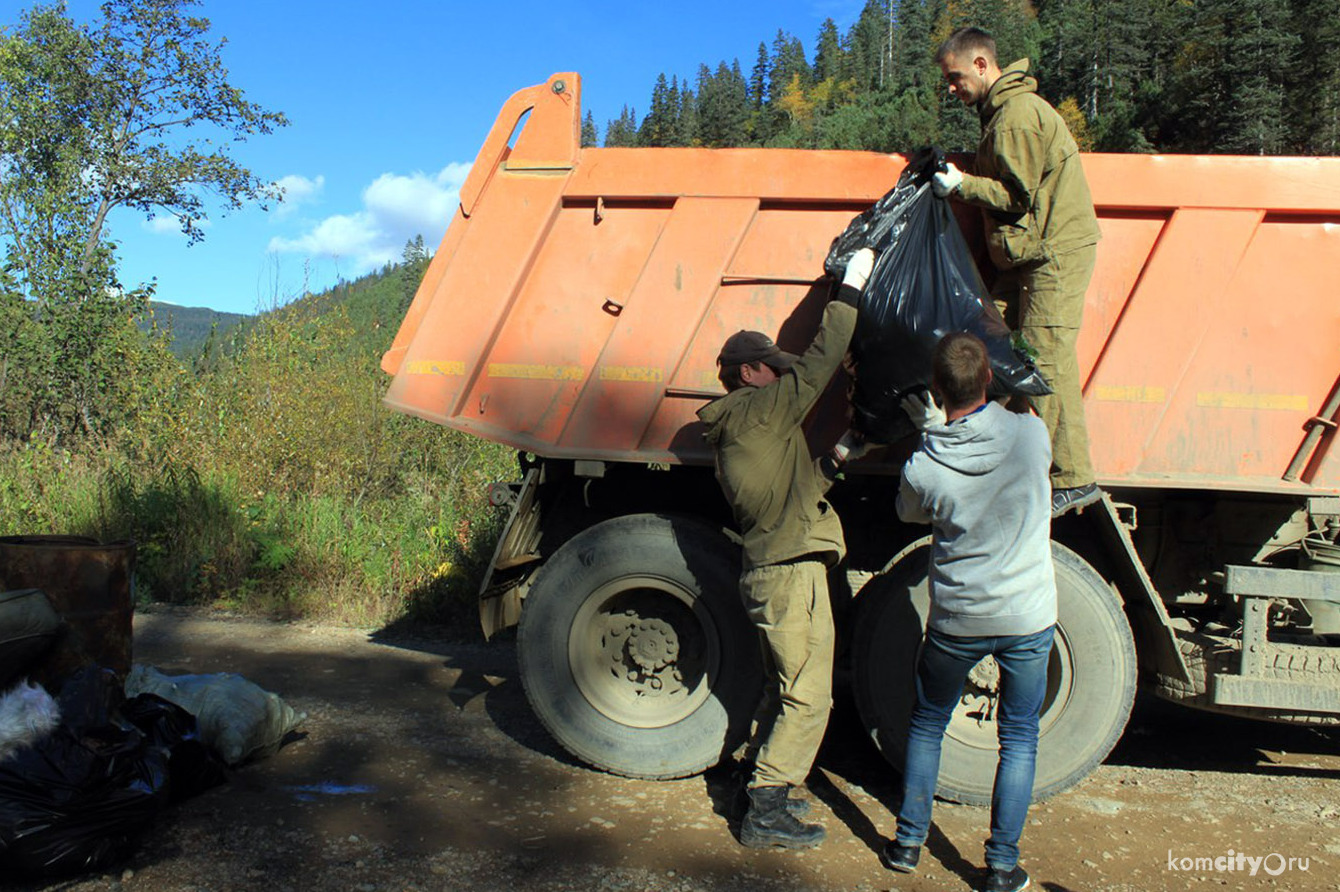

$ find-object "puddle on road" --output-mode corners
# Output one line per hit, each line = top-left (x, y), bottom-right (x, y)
(282, 782), (379, 802)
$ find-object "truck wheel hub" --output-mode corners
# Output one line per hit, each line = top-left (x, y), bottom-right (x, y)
(626, 618), (678, 671)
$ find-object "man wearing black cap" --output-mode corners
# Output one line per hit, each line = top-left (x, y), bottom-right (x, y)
(696, 247), (875, 849)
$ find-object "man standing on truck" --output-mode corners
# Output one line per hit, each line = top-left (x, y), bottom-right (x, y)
(697, 247), (876, 849)
(882, 331), (1056, 892)
(931, 26), (1103, 517)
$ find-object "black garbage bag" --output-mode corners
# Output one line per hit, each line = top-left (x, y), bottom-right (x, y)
(824, 148), (1051, 443)
(0, 668), (169, 879)
(120, 693), (228, 803)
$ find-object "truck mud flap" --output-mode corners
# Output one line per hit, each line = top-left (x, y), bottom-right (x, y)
(478, 467), (542, 639)
(1087, 495), (1193, 687)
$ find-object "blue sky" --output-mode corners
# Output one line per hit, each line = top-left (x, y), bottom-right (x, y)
(1, 0), (865, 316)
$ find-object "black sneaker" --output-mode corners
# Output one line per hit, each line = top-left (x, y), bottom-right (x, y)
(982, 865), (1030, 892)
(1051, 482), (1101, 517)
(879, 840), (920, 873)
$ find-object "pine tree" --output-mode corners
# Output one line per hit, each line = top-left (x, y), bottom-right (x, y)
(1164, 0), (1295, 153)
(950, 0), (1041, 64)
(1221, 0), (1296, 154)
(1291, 0), (1340, 153)
(1036, 0), (1154, 150)
(760, 31), (811, 143)
(604, 105), (638, 147)
(678, 85), (698, 146)
(398, 235), (430, 315)
(581, 111), (598, 148)
(696, 61), (751, 147)
(638, 73), (676, 146)
(890, 0), (939, 94)
(769, 30), (812, 100)
(815, 18), (843, 84)
(668, 75), (683, 140)
(750, 42), (769, 109)
(848, 1), (890, 92)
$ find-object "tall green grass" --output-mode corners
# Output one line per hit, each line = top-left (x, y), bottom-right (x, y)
(0, 272), (516, 630)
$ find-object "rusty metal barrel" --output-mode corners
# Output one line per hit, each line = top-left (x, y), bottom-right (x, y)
(0, 535), (136, 689)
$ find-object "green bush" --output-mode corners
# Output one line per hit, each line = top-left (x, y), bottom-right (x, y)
(0, 265), (517, 631)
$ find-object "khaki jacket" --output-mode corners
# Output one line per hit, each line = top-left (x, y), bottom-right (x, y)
(957, 59), (1101, 270)
(697, 301), (857, 570)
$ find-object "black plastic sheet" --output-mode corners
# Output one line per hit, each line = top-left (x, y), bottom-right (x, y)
(825, 149), (1051, 443)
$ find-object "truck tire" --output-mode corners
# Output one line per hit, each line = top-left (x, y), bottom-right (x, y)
(517, 513), (762, 779)
(850, 540), (1136, 806)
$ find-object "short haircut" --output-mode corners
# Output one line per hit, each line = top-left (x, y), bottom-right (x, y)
(719, 360), (759, 392)
(936, 26), (998, 66)
(932, 331), (991, 411)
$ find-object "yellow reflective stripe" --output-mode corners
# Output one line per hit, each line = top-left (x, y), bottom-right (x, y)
(487, 363), (585, 381)
(404, 360), (465, 376)
(1197, 392), (1309, 411)
(599, 366), (664, 383)
(1094, 385), (1166, 403)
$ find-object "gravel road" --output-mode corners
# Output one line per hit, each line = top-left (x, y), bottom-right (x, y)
(13, 605), (1340, 892)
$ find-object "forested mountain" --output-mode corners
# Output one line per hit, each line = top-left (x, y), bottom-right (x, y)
(140, 302), (249, 357)
(599, 0), (1340, 156)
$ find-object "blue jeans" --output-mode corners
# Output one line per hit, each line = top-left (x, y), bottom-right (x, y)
(894, 625), (1055, 871)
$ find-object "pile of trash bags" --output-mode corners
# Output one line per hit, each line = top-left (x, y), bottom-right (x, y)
(824, 148), (1051, 444)
(0, 664), (306, 879)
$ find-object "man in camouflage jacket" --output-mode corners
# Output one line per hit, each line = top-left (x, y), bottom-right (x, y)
(932, 26), (1104, 518)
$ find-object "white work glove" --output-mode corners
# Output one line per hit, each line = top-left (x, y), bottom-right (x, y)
(831, 429), (872, 463)
(931, 162), (963, 198)
(842, 247), (876, 292)
(901, 391), (947, 431)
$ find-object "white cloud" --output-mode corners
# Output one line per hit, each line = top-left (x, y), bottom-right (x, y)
(273, 174), (325, 218)
(267, 162), (469, 273)
(143, 215), (212, 237)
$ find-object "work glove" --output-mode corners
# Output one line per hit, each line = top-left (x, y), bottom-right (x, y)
(901, 390), (947, 431)
(931, 162), (963, 198)
(834, 247), (876, 307)
(831, 429), (873, 463)
(842, 247), (876, 291)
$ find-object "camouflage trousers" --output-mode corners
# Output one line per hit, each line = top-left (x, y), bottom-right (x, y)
(993, 244), (1098, 489)
(738, 557), (835, 789)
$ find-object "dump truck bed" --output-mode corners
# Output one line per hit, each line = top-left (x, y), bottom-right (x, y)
(382, 73), (1340, 495)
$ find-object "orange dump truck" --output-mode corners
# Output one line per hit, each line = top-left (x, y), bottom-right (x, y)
(382, 73), (1340, 803)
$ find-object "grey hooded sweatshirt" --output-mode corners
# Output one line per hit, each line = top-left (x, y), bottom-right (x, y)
(896, 401), (1057, 637)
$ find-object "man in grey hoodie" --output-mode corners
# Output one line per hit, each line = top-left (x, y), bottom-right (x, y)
(880, 332), (1056, 892)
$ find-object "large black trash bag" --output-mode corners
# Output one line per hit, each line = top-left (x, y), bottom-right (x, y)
(0, 667), (170, 879)
(825, 148), (1051, 443)
(120, 693), (228, 803)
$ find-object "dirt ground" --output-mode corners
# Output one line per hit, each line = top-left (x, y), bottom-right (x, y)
(13, 605), (1340, 892)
